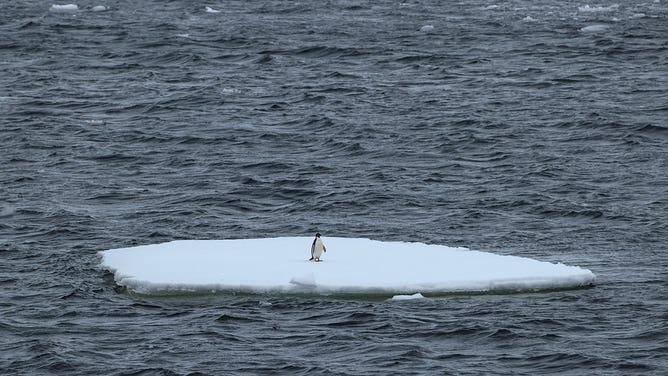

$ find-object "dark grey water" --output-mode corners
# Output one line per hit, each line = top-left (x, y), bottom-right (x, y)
(1, 0), (667, 374)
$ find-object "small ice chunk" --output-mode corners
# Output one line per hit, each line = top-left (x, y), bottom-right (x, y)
(391, 293), (424, 300)
(92, 5), (107, 12)
(50, 4), (79, 12)
(420, 25), (434, 33)
(578, 4), (619, 12)
(580, 24), (610, 32)
(205, 6), (221, 13)
(523, 16), (537, 22)
(0, 204), (16, 217)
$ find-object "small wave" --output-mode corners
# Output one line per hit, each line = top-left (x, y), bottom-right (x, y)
(215, 313), (264, 323)
(241, 161), (295, 171)
(254, 54), (273, 64)
(18, 21), (40, 29)
(324, 71), (361, 79)
(325, 312), (378, 327)
(292, 45), (363, 58)
(395, 54), (437, 63)
(634, 124), (668, 135)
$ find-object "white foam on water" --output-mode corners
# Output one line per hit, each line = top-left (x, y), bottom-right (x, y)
(99, 237), (596, 295)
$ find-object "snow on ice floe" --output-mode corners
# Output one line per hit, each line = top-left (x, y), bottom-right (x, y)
(99, 237), (595, 296)
(50, 4), (79, 12)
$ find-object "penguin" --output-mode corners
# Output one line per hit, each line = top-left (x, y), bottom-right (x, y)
(309, 233), (326, 262)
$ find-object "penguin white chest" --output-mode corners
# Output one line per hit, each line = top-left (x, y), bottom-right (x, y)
(312, 238), (325, 258)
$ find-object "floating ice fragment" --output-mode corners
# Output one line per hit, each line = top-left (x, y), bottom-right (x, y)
(391, 293), (425, 301)
(420, 25), (434, 33)
(578, 4), (619, 12)
(580, 24), (610, 32)
(523, 16), (537, 22)
(98, 237), (596, 295)
(205, 6), (220, 13)
(0, 204), (16, 217)
(92, 5), (107, 12)
(50, 4), (79, 12)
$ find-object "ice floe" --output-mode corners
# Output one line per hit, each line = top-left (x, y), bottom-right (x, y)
(580, 24), (610, 32)
(99, 237), (596, 296)
(578, 4), (620, 13)
(420, 25), (435, 33)
(50, 4), (79, 12)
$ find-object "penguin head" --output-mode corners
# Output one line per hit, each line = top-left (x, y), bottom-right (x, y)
(315, 233), (321, 238)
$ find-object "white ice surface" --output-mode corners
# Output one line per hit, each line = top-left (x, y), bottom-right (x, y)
(580, 24), (610, 33)
(419, 25), (434, 33)
(98, 237), (595, 295)
(391, 293), (425, 301)
(578, 5), (619, 13)
(50, 4), (79, 12)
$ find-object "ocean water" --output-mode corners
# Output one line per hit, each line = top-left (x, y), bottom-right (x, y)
(1, 0), (667, 374)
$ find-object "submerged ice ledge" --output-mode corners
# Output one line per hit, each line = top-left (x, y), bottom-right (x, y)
(98, 237), (595, 295)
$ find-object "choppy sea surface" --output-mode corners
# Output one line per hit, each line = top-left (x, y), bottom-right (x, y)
(1, 0), (667, 374)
